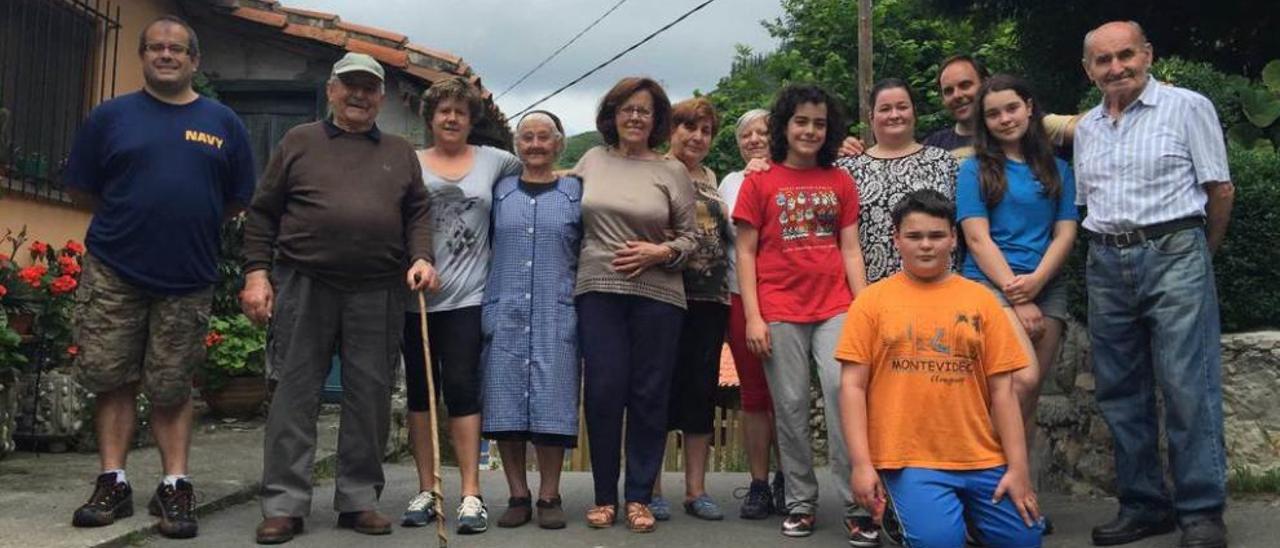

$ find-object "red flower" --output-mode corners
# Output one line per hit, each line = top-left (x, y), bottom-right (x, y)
(18, 264), (47, 287)
(0, 253), (9, 263)
(63, 240), (85, 256)
(66, 345), (79, 357)
(57, 255), (81, 277)
(0, 284), (7, 298)
(29, 241), (49, 258)
(204, 331), (224, 348)
(49, 274), (78, 295)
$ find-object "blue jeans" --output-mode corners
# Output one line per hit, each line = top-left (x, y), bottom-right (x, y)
(882, 467), (1043, 548)
(1086, 227), (1226, 523)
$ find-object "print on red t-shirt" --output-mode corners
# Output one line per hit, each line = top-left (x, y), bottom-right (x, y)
(732, 164), (860, 323)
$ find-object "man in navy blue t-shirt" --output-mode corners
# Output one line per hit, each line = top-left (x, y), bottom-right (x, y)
(62, 15), (255, 540)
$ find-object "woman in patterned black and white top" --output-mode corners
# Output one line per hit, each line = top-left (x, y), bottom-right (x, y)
(836, 78), (959, 283)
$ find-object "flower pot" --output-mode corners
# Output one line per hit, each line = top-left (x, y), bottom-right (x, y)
(0, 369), (20, 459)
(14, 368), (91, 452)
(6, 312), (34, 339)
(203, 376), (267, 418)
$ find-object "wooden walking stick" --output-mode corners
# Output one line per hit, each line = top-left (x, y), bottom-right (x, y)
(416, 291), (448, 547)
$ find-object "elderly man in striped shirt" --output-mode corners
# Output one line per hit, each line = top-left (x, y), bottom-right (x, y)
(1073, 21), (1234, 548)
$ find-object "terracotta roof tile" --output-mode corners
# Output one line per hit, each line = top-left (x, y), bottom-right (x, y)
(278, 6), (338, 21)
(405, 65), (456, 84)
(406, 43), (462, 65)
(231, 6), (287, 28)
(281, 23), (346, 47)
(336, 20), (407, 46)
(346, 38), (409, 68)
(718, 343), (739, 387)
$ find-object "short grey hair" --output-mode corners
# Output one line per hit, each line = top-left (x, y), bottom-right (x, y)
(1082, 20), (1148, 60)
(735, 108), (769, 139)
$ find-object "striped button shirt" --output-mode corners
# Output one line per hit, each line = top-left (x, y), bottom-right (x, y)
(1073, 77), (1230, 234)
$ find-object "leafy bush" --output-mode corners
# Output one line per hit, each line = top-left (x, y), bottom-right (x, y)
(1065, 144), (1280, 332)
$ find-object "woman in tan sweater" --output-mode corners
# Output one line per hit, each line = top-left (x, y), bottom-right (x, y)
(572, 77), (697, 533)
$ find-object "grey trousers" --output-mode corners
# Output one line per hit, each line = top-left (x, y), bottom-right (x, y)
(260, 266), (406, 517)
(762, 314), (861, 517)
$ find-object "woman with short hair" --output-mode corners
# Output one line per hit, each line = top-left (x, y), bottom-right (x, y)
(573, 76), (698, 533)
(400, 77), (522, 535)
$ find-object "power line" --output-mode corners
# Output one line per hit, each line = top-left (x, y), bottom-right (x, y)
(510, 0), (720, 119)
(494, 0), (629, 101)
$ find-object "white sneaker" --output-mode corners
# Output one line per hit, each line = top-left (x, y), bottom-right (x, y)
(401, 490), (437, 527)
(456, 495), (488, 534)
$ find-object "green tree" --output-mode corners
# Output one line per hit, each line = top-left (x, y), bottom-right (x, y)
(701, 0), (1021, 176)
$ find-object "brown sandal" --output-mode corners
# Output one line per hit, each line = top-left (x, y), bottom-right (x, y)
(585, 504), (616, 528)
(625, 502), (655, 533)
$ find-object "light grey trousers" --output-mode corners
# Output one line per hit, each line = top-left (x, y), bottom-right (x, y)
(260, 266), (406, 517)
(762, 314), (863, 518)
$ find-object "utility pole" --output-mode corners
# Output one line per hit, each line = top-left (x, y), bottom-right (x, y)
(857, 0), (873, 142)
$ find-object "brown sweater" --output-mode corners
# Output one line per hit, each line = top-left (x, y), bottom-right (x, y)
(242, 121), (432, 290)
(573, 146), (697, 309)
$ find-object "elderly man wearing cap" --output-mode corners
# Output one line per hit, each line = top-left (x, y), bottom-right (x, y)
(241, 52), (438, 544)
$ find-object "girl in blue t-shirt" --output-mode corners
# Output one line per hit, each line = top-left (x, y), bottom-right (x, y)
(955, 74), (1079, 466)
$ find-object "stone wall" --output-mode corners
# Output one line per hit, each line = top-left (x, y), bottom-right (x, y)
(1039, 321), (1280, 494)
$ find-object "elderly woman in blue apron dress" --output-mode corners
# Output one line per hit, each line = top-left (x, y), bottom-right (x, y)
(481, 110), (582, 530)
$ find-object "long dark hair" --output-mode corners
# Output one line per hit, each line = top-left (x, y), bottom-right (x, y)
(971, 74), (1061, 207)
(768, 84), (846, 167)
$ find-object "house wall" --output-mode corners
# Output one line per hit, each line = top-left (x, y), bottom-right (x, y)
(1, 0), (179, 261)
(194, 24), (428, 146)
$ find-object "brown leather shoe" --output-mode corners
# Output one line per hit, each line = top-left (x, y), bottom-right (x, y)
(337, 511), (392, 535)
(255, 516), (303, 545)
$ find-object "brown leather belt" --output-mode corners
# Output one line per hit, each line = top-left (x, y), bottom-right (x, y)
(1088, 216), (1205, 248)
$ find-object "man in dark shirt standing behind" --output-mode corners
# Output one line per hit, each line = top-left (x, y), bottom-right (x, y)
(240, 52), (437, 544)
(64, 15), (256, 540)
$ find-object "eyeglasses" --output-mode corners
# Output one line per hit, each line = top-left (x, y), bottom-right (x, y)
(144, 43), (190, 56)
(619, 106), (653, 120)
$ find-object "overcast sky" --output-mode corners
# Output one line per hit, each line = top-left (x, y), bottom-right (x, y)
(287, 0), (786, 135)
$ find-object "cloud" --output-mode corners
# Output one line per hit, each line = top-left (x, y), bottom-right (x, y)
(286, 0), (783, 135)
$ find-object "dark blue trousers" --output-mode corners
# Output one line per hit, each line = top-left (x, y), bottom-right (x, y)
(577, 292), (684, 506)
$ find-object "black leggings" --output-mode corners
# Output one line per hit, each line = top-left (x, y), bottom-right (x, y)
(402, 306), (482, 416)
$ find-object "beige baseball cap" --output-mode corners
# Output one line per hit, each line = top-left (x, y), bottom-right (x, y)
(332, 52), (385, 80)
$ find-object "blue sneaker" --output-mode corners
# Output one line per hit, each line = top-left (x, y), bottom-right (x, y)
(649, 495), (672, 521)
(456, 495), (488, 534)
(683, 494), (724, 521)
(401, 490), (437, 527)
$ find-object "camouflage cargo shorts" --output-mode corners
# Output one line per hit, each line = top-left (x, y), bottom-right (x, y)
(73, 253), (212, 407)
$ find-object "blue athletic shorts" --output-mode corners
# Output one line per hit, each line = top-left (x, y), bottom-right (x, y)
(881, 466), (1044, 548)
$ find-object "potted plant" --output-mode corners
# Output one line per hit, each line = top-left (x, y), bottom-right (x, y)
(200, 314), (267, 418)
(0, 312), (26, 459)
(10, 238), (90, 450)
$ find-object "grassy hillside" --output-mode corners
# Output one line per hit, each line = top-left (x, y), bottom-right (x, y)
(559, 131), (603, 169)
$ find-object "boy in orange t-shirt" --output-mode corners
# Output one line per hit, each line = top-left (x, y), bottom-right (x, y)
(835, 189), (1044, 547)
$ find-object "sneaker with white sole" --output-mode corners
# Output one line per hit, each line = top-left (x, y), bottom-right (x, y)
(456, 495), (488, 534)
(401, 490), (437, 527)
(846, 515), (882, 547)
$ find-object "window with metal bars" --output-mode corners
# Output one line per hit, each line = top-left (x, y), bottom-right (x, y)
(0, 0), (120, 203)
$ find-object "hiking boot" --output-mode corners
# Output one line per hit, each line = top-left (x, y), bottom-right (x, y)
(782, 513), (816, 537)
(846, 515), (882, 547)
(1179, 516), (1227, 548)
(496, 496), (532, 528)
(736, 479), (773, 519)
(255, 516), (303, 544)
(148, 479), (198, 539)
(72, 472), (134, 527)
(456, 495), (488, 534)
